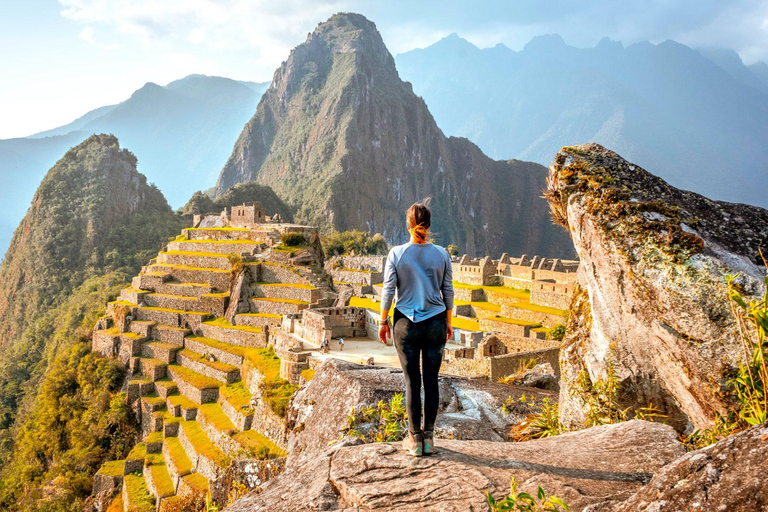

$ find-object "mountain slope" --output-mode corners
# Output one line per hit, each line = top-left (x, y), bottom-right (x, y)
(0, 75), (269, 257)
(216, 13), (572, 258)
(0, 134), (182, 455)
(395, 35), (768, 209)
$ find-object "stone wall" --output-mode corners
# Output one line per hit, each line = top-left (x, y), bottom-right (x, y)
(530, 280), (575, 310)
(489, 347), (561, 380)
(440, 355), (491, 378)
(254, 262), (311, 285)
(329, 255), (387, 272)
(478, 318), (534, 337)
(329, 268), (382, 286)
(499, 304), (566, 326)
(454, 255), (498, 286)
(296, 307), (368, 345)
(454, 287), (485, 302)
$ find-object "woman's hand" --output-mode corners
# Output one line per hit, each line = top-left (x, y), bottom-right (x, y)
(378, 323), (390, 345)
(446, 310), (453, 341)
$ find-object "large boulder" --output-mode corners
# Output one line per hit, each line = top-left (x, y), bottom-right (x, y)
(602, 421), (768, 512)
(285, 358), (555, 466)
(228, 420), (684, 511)
(546, 143), (768, 432)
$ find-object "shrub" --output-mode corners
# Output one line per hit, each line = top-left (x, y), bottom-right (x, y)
(506, 395), (563, 441)
(322, 230), (388, 257)
(485, 476), (570, 511)
(280, 232), (306, 247)
(342, 393), (408, 443)
(545, 324), (566, 341)
(446, 244), (459, 256)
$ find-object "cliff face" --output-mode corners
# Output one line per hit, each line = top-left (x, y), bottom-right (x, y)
(546, 143), (768, 432)
(216, 13), (572, 258)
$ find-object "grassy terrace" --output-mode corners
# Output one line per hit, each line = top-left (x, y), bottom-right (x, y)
(108, 299), (136, 307)
(161, 264), (230, 274)
(237, 312), (283, 319)
(127, 442), (147, 461)
(181, 239), (258, 244)
(168, 364), (221, 390)
(146, 431), (163, 445)
(181, 472), (209, 493)
(139, 306), (211, 316)
(178, 349), (239, 373)
(233, 430), (286, 458)
(121, 331), (145, 340)
(488, 316), (541, 327)
(348, 296), (393, 316)
(243, 347), (298, 417)
(123, 474), (154, 512)
(164, 436), (192, 476)
(148, 292), (197, 300)
(167, 392), (199, 411)
(181, 420), (231, 467)
(272, 243), (310, 253)
(142, 393), (166, 409)
(221, 382), (253, 413)
(301, 368), (315, 381)
(161, 250), (230, 258)
(97, 460), (125, 477)
(453, 300), (502, 313)
(258, 281), (316, 289)
(452, 316), (480, 332)
(251, 297), (309, 305)
(504, 301), (568, 317)
(145, 456), (175, 498)
(187, 335), (246, 357)
(199, 403), (237, 435)
(204, 317), (262, 333)
(253, 260), (303, 275)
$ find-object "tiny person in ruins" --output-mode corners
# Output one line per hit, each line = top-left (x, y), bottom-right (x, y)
(378, 199), (454, 457)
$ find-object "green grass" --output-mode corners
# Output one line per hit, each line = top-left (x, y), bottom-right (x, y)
(204, 317), (263, 333)
(162, 250), (230, 258)
(349, 296), (393, 315)
(237, 312), (283, 319)
(186, 336), (246, 357)
(96, 460), (125, 477)
(167, 392), (199, 412)
(481, 285), (531, 299)
(178, 348), (238, 373)
(301, 369), (315, 381)
(233, 430), (286, 458)
(108, 299), (136, 307)
(168, 364), (221, 390)
(243, 347), (299, 417)
(181, 472), (208, 493)
(163, 436), (192, 476)
(146, 431), (163, 444)
(272, 243), (310, 253)
(121, 331), (145, 340)
(221, 382), (254, 413)
(142, 394), (166, 409)
(181, 420), (231, 467)
(127, 442), (146, 461)
(199, 403), (237, 436)
(124, 474), (155, 512)
(452, 316), (480, 331)
(146, 459), (175, 498)
(453, 300), (502, 312)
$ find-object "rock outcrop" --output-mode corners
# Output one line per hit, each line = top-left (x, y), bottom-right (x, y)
(215, 13), (573, 258)
(229, 419), (684, 511)
(546, 143), (768, 432)
(603, 421), (768, 512)
(285, 358), (554, 466)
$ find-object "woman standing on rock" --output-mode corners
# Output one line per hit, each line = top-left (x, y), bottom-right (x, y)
(378, 199), (454, 457)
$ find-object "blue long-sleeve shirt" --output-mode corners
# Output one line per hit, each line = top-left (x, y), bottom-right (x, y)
(380, 242), (454, 322)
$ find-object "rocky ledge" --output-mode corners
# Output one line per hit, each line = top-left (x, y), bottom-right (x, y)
(228, 419), (683, 511)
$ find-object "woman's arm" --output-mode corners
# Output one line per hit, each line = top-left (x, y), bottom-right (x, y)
(441, 249), (455, 341)
(379, 250), (397, 345)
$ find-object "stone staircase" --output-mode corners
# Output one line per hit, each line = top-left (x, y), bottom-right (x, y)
(91, 226), (330, 510)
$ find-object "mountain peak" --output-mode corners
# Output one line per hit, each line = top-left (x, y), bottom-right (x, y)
(523, 33), (567, 53)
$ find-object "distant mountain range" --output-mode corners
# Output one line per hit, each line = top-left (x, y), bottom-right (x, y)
(395, 34), (768, 210)
(215, 13), (572, 258)
(0, 75), (268, 256)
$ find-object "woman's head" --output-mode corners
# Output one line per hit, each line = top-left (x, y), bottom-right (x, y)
(407, 199), (431, 243)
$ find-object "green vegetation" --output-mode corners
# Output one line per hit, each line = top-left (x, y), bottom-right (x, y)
(546, 324), (566, 341)
(179, 349), (238, 374)
(221, 382), (254, 414)
(199, 403), (237, 436)
(280, 232), (306, 246)
(181, 183), (294, 223)
(322, 229), (388, 257)
(446, 244), (459, 256)
(506, 395), (564, 441)
(684, 271), (768, 450)
(124, 473), (155, 512)
(146, 459), (175, 498)
(168, 365), (221, 391)
(342, 393), (408, 443)
(232, 430), (286, 459)
(204, 317), (262, 333)
(0, 338), (138, 510)
(96, 460), (125, 478)
(181, 420), (231, 468)
(163, 436), (193, 476)
(243, 347), (299, 417)
(486, 477), (570, 511)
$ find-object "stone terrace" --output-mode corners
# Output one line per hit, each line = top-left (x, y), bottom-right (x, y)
(91, 224), (334, 510)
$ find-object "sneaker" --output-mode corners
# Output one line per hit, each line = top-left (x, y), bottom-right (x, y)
(402, 431), (423, 457)
(422, 430), (434, 455)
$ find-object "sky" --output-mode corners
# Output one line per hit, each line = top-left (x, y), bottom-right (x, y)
(1, 0), (768, 139)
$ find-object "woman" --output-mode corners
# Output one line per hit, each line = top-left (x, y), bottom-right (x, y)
(378, 200), (454, 457)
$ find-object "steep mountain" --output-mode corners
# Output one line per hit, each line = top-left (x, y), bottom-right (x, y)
(216, 13), (572, 258)
(697, 47), (768, 94)
(749, 61), (768, 89)
(0, 134), (182, 464)
(0, 75), (269, 256)
(395, 34), (768, 209)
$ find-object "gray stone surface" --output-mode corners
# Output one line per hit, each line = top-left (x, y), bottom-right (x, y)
(228, 420), (684, 511)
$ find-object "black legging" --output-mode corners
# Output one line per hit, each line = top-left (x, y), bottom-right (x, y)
(393, 308), (448, 433)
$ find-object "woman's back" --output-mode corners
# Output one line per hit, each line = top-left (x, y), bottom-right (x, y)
(380, 242), (454, 323)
